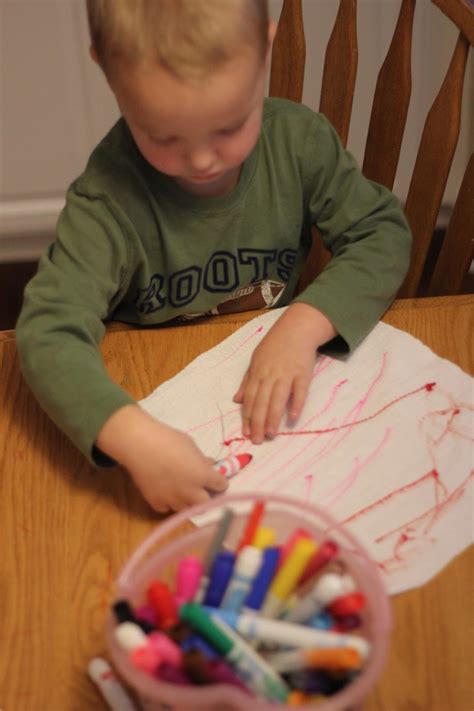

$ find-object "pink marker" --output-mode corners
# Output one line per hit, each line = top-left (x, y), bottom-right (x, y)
(214, 453), (253, 479)
(174, 555), (204, 607)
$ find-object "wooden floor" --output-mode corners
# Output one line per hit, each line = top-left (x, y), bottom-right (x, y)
(1, 247), (473, 331)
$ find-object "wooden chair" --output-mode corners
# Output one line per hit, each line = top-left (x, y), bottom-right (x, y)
(270, 0), (474, 297)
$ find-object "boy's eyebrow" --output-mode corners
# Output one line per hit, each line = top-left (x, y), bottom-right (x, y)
(146, 115), (248, 143)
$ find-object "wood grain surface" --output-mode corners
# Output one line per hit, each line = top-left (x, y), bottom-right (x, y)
(0, 296), (472, 710)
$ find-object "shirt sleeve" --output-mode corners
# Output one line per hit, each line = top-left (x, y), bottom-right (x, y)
(293, 114), (412, 354)
(16, 186), (136, 466)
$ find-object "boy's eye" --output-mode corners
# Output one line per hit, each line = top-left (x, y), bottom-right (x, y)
(151, 135), (177, 146)
(218, 122), (244, 137)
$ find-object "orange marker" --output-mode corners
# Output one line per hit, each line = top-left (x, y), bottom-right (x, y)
(266, 646), (363, 673)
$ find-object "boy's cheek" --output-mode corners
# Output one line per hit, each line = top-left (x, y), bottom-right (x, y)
(136, 141), (182, 176)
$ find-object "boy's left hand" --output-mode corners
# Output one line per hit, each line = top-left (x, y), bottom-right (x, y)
(233, 303), (337, 443)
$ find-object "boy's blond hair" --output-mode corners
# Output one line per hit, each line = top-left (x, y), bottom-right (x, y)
(86, 0), (269, 78)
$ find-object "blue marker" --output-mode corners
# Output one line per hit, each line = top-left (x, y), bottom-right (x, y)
(181, 634), (220, 659)
(202, 550), (236, 607)
(307, 611), (335, 630)
(243, 546), (280, 612)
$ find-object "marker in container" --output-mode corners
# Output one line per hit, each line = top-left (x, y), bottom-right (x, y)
(285, 572), (350, 624)
(202, 609), (370, 659)
(88, 657), (137, 711)
(194, 507), (234, 603)
(114, 622), (148, 652)
(296, 539), (339, 589)
(147, 581), (178, 630)
(243, 546), (280, 613)
(112, 600), (155, 634)
(236, 500), (265, 552)
(202, 550), (236, 607)
(180, 603), (289, 702)
(264, 646), (363, 673)
(252, 527), (276, 548)
(115, 622), (183, 674)
(183, 649), (252, 692)
(306, 611), (335, 630)
(277, 528), (312, 570)
(214, 453), (252, 479)
(260, 538), (316, 618)
(327, 591), (366, 618)
(221, 545), (263, 612)
(174, 555), (204, 607)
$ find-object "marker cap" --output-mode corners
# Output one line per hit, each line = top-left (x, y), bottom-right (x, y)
(253, 527), (276, 549)
(180, 603), (233, 656)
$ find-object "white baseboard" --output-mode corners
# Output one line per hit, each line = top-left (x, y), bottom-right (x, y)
(0, 197), (63, 262)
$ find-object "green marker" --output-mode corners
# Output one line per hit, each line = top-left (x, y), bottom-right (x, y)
(180, 603), (288, 702)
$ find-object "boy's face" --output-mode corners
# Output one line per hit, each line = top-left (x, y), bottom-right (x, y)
(108, 47), (270, 197)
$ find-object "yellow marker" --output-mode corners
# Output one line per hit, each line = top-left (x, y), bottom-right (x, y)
(260, 538), (316, 618)
(253, 527), (276, 549)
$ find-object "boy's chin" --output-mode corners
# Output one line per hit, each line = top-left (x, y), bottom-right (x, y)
(174, 167), (241, 197)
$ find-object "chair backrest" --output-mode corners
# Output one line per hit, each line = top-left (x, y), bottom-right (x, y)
(270, 0), (473, 297)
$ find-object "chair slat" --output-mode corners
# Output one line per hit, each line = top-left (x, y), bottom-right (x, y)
(428, 153), (474, 295)
(432, 0), (474, 45)
(399, 32), (470, 297)
(319, 0), (358, 147)
(269, 0), (305, 102)
(363, 0), (416, 189)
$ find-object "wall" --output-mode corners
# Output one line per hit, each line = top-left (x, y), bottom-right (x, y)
(0, 0), (472, 262)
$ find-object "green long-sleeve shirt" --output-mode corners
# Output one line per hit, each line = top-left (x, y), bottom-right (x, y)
(16, 98), (411, 464)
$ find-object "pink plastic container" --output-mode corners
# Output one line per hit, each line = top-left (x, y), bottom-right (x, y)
(107, 493), (392, 711)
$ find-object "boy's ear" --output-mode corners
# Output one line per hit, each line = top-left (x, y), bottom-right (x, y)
(89, 45), (99, 64)
(268, 20), (277, 46)
(265, 21), (278, 69)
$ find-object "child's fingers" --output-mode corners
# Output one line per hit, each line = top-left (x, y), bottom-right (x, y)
(204, 468), (229, 494)
(289, 373), (311, 420)
(241, 375), (260, 437)
(264, 380), (292, 437)
(233, 372), (248, 403)
(247, 379), (274, 444)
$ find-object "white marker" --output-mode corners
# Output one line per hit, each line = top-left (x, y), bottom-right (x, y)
(206, 609), (370, 659)
(114, 621), (148, 651)
(221, 545), (263, 612)
(88, 657), (137, 711)
(285, 572), (354, 624)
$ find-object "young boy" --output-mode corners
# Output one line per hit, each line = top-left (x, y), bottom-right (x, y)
(16, 0), (411, 513)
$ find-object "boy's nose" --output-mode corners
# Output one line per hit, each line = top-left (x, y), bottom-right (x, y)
(188, 147), (215, 174)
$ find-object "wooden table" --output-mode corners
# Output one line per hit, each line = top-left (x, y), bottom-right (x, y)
(1, 295), (472, 711)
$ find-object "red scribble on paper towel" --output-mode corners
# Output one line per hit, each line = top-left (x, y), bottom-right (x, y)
(223, 382), (435, 445)
(339, 396), (474, 573)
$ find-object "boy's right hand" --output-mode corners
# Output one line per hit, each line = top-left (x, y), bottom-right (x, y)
(96, 404), (228, 512)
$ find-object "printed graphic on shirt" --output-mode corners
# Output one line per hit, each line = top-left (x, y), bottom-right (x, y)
(134, 247), (297, 316)
(179, 279), (286, 321)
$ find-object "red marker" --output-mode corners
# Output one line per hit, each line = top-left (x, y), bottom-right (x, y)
(296, 539), (339, 589)
(214, 453), (253, 480)
(327, 591), (366, 618)
(147, 581), (178, 630)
